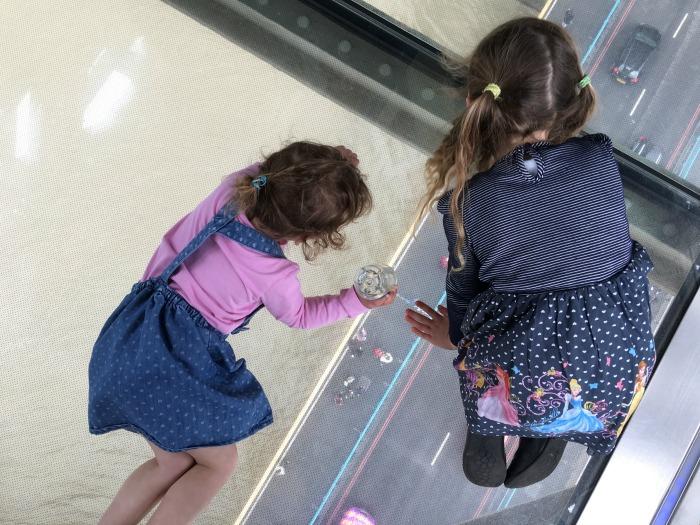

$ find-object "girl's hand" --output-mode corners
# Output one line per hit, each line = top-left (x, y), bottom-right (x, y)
(404, 301), (456, 350)
(357, 288), (397, 309)
(336, 146), (360, 167)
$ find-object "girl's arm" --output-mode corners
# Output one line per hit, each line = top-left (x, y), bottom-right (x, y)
(443, 208), (487, 346)
(261, 266), (368, 329)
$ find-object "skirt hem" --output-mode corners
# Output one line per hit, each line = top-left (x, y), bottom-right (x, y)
(89, 414), (273, 453)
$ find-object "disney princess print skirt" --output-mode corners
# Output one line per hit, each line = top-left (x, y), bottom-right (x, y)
(455, 242), (655, 455)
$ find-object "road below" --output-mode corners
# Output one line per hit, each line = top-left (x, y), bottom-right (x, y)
(547, 0), (700, 181)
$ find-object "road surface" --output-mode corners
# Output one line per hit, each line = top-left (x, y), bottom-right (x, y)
(243, 212), (673, 525)
(240, 3), (693, 523)
(546, 0), (700, 181)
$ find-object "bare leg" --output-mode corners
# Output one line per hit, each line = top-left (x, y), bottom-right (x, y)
(148, 443), (238, 525)
(98, 442), (195, 525)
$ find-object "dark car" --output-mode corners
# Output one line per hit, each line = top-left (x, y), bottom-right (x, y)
(612, 24), (661, 84)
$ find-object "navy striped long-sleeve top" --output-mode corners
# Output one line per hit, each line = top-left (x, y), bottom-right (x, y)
(438, 133), (632, 346)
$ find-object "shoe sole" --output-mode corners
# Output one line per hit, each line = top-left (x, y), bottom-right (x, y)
(504, 438), (567, 488)
(462, 432), (506, 487)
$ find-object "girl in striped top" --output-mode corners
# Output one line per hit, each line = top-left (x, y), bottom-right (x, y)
(405, 17), (655, 488)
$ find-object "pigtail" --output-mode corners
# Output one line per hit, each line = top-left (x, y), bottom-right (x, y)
(232, 172), (262, 218)
(419, 114), (462, 220)
(568, 81), (596, 136)
(450, 92), (511, 267)
(550, 76), (597, 143)
(549, 26), (597, 142)
(420, 86), (511, 268)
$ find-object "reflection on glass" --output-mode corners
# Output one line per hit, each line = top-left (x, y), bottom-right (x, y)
(82, 71), (134, 132)
(129, 36), (145, 55)
(15, 91), (39, 161)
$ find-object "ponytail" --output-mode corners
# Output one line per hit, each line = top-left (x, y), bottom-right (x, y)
(420, 89), (510, 268)
(233, 172), (261, 217)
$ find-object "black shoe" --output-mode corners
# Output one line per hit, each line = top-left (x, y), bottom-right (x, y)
(504, 437), (567, 488)
(462, 429), (506, 487)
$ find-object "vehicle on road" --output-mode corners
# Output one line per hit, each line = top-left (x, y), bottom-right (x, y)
(334, 375), (371, 405)
(632, 136), (663, 164)
(612, 24), (661, 84)
(340, 507), (376, 525)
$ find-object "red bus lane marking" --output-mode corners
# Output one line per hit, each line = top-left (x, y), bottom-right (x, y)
(327, 343), (434, 524)
(666, 103), (700, 170)
(589, 0), (639, 77)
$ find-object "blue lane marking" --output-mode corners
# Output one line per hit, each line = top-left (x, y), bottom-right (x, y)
(309, 290), (448, 525)
(496, 488), (511, 511)
(582, 0), (621, 65)
(500, 487), (517, 510)
(679, 135), (700, 180)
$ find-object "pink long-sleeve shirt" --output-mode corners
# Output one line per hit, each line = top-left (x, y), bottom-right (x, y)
(141, 164), (367, 334)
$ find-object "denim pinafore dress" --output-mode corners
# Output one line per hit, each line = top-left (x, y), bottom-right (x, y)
(88, 204), (283, 452)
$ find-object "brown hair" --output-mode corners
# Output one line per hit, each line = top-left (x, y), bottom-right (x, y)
(421, 17), (596, 266)
(231, 142), (372, 260)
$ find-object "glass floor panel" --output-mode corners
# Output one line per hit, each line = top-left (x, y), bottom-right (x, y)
(242, 200), (688, 525)
(6, 0), (692, 522)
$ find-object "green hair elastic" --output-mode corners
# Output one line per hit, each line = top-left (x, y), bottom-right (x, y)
(577, 74), (591, 90)
(482, 83), (501, 99)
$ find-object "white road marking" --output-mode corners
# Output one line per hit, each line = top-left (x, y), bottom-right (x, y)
(629, 88), (647, 116)
(673, 13), (689, 38)
(544, 0), (559, 20)
(394, 210), (430, 268)
(431, 432), (451, 466)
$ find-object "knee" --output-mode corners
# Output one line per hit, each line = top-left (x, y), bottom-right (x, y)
(195, 444), (238, 478)
(155, 452), (195, 477)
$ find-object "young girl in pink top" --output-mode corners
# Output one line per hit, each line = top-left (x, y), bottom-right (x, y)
(88, 142), (394, 524)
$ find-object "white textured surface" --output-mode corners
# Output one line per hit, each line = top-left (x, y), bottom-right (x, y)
(364, 0), (535, 54)
(0, 1), (524, 523)
(0, 1), (428, 523)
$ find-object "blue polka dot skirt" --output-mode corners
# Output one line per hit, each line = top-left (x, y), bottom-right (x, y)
(454, 242), (655, 455)
(88, 279), (273, 452)
(88, 204), (283, 452)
